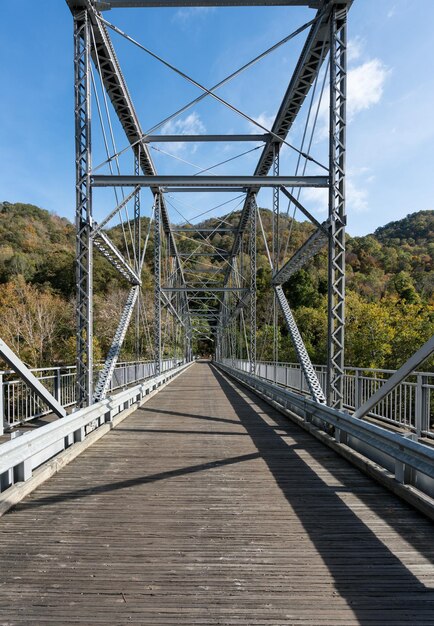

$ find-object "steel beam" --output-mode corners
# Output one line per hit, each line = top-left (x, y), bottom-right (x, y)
(94, 232), (141, 285)
(164, 187), (246, 193)
(171, 227), (237, 233)
(92, 175), (329, 188)
(272, 225), (328, 285)
(249, 196), (257, 374)
(145, 134), (269, 142)
(134, 152), (141, 359)
(162, 287), (249, 292)
(274, 286), (326, 403)
(327, 4), (347, 408)
(93, 286), (140, 401)
(0, 339), (67, 420)
(353, 336), (434, 421)
(154, 194), (162, 375)
(74, 9), (93, 407)
(92, 1), (321, 7)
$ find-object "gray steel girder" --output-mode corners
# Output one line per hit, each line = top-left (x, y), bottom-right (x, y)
(94, 231), (141, 285)
(91, 175), (328, 188)
(274, 285), (326, 404)
(272, 224), (328, 285)
(93, 285), (140, 401)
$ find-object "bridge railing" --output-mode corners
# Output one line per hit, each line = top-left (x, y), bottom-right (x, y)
(0, 361), (192, 498)
(215, 362), (434, 509)
(1, 358), (183, 429)
(220, 359), (434, 438)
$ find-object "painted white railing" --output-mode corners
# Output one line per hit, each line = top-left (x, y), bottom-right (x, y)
(1, 358), (184, 429)
(220, 359), (434, 438)
(0, 361), (191, 494)
(215, 362), (434, 507)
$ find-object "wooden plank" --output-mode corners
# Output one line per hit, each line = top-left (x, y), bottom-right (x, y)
(0, 363), (433, 624)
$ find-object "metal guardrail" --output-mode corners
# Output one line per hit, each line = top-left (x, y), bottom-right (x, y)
(215, 362), (434, 501)
(0, 361), (192, 493)
(1, 359), (183, 429)
(221, 359), (434, 437)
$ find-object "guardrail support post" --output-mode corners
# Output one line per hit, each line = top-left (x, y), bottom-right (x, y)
(354, 369), (362, 410)
(14, 460), (32, 483)
(395, 459), (411, 485)
(74, 427), (86, 443)
(415, 374), (429, 438)
(54, 368), (61, 403)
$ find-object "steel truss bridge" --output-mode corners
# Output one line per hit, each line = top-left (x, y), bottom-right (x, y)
(0, 1), (434, 623)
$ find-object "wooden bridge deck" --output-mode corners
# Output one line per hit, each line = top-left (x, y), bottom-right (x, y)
(0, 362), (433, 625)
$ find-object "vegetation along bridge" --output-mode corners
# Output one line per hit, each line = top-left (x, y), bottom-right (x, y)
(0, 1), (433, 624)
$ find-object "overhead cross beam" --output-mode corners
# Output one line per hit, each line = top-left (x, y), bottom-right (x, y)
(92, 1), (322, 8)
(92, 175), (329, 188)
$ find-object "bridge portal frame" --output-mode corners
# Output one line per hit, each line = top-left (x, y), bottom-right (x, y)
(68, 0), (351, 409)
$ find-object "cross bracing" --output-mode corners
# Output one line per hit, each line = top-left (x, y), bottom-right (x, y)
(65, 0), (354, 409)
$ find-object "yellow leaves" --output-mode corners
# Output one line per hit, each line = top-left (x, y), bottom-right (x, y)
(0, 278), (73, 367)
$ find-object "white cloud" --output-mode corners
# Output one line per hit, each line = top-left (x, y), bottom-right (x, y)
(314, 58), (388, 140)
(347, 37), (364, 63)
(162, 111), (205, 136)
(249, 111), (275, 133)
(160, 112), (206, 155)
(347, 178), (369, 213)
(300, 187), (328, 214)
(174, 7), (215, 22)
(347, 59), (388, 120)
(299, 175), (370, 216)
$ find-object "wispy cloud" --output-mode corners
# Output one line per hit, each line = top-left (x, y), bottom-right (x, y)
(347, 59), (389, 120)
(347, 37), (364, 63)
(249, 111), (275, 133)
(299, 172), (371, 217)
(174, 7), (215, 23)
(162, 111), (206, 136)
(160, 112), (206, 155)
(387, 4), (398, 19)
(313, 58), (389, 140)
(347, 177), (369, 213)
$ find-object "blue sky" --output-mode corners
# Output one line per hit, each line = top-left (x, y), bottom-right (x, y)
(1, 0), (433, 236)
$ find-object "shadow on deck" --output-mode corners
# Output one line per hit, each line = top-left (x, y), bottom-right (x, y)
(0, 362), (433, 625)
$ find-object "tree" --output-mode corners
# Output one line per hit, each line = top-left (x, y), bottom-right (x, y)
(0, 276), (73, 367)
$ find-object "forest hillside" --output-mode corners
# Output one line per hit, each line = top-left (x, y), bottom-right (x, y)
(0, 200), (432, 370)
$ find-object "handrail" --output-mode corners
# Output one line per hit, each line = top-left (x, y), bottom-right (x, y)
(0, 361), (192, 489)
(221, 358), (434, 437)
(215, 362), (434, 490)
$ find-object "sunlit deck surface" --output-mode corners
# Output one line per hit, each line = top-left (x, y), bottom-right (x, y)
(1, 362), (433, 624)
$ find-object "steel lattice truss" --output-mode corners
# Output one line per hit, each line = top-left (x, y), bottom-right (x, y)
(66, 0), (352, 409)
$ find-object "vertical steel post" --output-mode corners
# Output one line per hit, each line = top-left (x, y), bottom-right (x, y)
(250, 196), (257, 375)
(134, 149), (141, 360)
(272, 148), (279, 381)
(74, 10), (93, 407)
(154, 193), (162, 376)
(327, 4), (347, 408)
